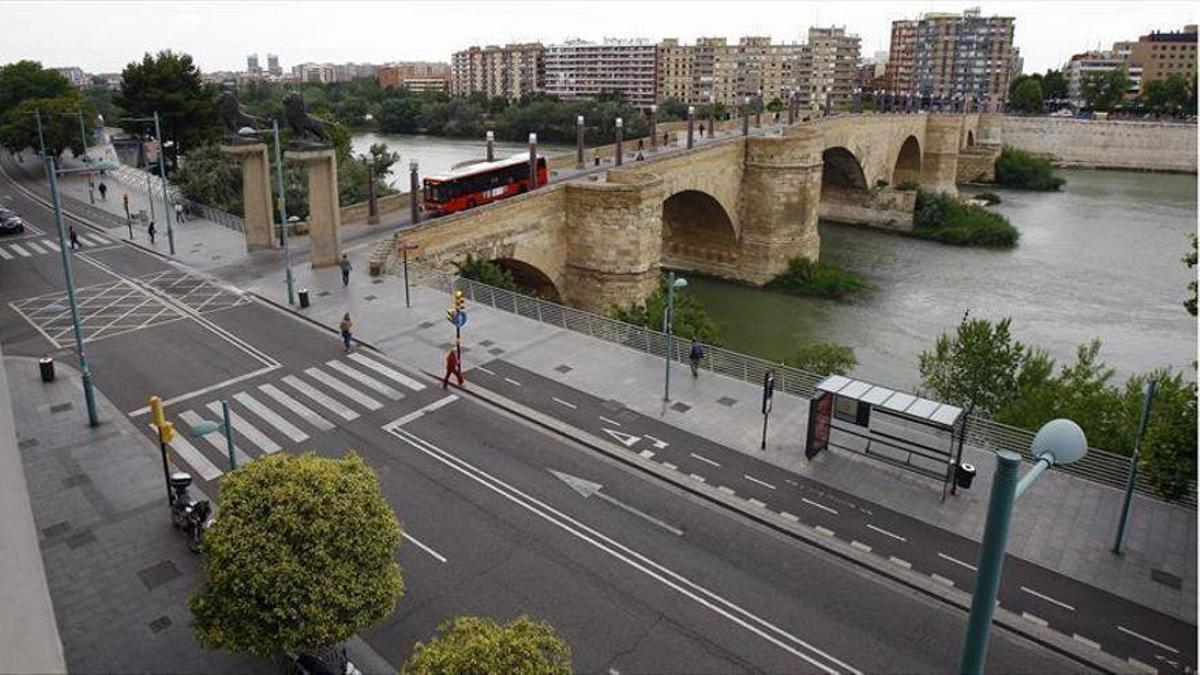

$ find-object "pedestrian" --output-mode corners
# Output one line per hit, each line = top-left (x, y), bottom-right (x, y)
(174, 202), (184, 224)
(637, 138), (644, 152)
(339, 312), (353, 352)
(593, 151), (600, 167)
(663, 131), (670, 146)
(689, 338), (704, 377)
(147, 220), (156, 244)
(339, 254), (352, 286)
(68, 225), (80, 250)
(441, 345), (464, 389)
(98, 182), (107, 200)
(699, 123), (706, 137)
(635, 152), (644, 161)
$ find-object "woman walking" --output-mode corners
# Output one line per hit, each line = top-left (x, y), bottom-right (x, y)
(339, 313), (353, 352)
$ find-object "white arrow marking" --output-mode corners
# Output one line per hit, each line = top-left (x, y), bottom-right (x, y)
(644, 434), (669, 449)
(602, 428), (642, 448)
(549, 469), (683, 536)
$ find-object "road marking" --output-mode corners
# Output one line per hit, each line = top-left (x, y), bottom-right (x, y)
(282, 374), (358, 421)
(10, 242), (30, 257)
(690, 452), (720, 467)
(1073, 634), (1101, 650)
(388, 427), (859, 674)
(638, 449), (655, 459)
(717, 486), (737, 496)
(888, 556), (912, 569)
(347, 352), (426, 391)
(744, 474), (777, 490)
(177, 410), (252, 466)
(233, 392), (309, 443)
(1021, 612), (1049, 627)
(404, 531), (447, 563)
(931, 574), (955, 588)
(84, 234), (109, 245)
(552, 397), (578, 409)
(258, 383), (335, 431)
(504, 377), (521, 387)
(0, 247), (11, 260)
(205, 402), (281, 454)
(1126, 657), (1158, 673)
(867, 523), (906, 542)
(661, 462), (678, 471)
(937, 552), (977, 571)
(151, 426), (223, 481)
(383, 395), (459, 428)
(24, 240), (45, 254)
(779, 511), (800, 523)
(813, 525), (835, 537)
(41, 239), (59, 252)
(785, 479), (798, 486)
(1020, 586), (1075, 612)
(550, 469), (684, 537)
(304, 367), (383, 411)
(598, 415), (621, 427)
(325, 360), (404, 399)
(475, 365), (496, 375)
(803, 498), (839, 515)
(850, 541), (872, 553)
(689, 473), (706, 483)
(1117, 626), (1179, 654)
(643, 434), (668, 449)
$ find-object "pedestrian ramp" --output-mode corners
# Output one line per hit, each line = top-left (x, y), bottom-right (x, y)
(0, 233), (112, 261)
(159, 352), (428, 481)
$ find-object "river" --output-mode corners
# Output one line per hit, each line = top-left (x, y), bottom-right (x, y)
(351, 132), (572, 190)
(687, 169), (1198, 390)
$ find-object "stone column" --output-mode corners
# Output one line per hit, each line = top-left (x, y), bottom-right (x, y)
(219, 142), (275, 251)
(920, 114), (962, 196)
(286, 148), (341, 268)
(976, 113), (1003, 151)
(736, 127), (824, 285)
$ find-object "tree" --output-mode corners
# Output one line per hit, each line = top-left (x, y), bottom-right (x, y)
(0, 95), (94, 158)
(658, 98), (689, 121)
(918, 315), (1026, 416)
(610, 275), (720, 345)
(116, 51), (221, 165)
(375, 94), (422, 134)
(0, 60), (72, 122)
(190, 452), (404, 658)
(174, 144), (243, 215)
(1081, 68), (1132, 111)
(1185, 235), (1197, 317)
(452, 253), (521, 292)
(1041, 69), (1068, 103)
(785, 342), (857, 376)
(1136, 371), (1198, 503)
(403, 616), (571, 675)
(1008, 78), (1044, 114)
(365, 142), (399, 179)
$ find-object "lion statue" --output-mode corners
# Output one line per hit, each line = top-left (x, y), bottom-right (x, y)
(217, 92), (266, 135)
(284, 92), (332, 145)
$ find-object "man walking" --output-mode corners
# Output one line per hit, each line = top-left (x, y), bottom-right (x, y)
(174, 203), (185, 224)
(97, 182), (107, 200)
(339, 254), (352, 286)
(689, 338), (705, 377)
(68, 225), (80, 250)
(147, 220), (156, 244)
(441, 345), (464, 389)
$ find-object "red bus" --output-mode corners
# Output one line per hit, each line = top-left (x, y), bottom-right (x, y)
(421, 154), (548, 216)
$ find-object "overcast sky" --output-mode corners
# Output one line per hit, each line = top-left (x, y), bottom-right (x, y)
(2, 1), (1196, 75)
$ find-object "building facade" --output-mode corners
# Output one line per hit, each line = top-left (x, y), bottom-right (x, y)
(797, 26), (861, 112)
(52, 67), (86, 87)
(267, 54), (281, 77)
(450, 43), (544, 100)
(651, 36), (806, 109)
(378, 62), (451, 91)
(246, 54), (260, 75)
(657, 39), (694, 103)
(543, 39), (659, 108)
(1063, 50), (1141, 104)
(1127, 25), (1197, 94)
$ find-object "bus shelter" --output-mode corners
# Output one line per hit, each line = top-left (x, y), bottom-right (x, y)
(805, 374), (970, 499)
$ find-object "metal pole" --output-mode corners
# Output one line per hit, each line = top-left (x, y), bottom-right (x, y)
(787, 92), (796, 125)
(409, 160), (419, 226)
(159, 438), (172, 505)
(1114, 380), (1158, 554)
(402, 247), (411, 308)
(221, 399), (236, 470)
(755, 90), (762, 127)
(761, 410), (769, 450)
(649, 105), (657, 151)
(35, 109), (47, 159)
(528, 133), (538, 186)
(45, 156), (98, 427)
(663, 272), (675, 402)
(959, 450), (1021, 675)
(153, 112), (175, 255)
(741, 99), (750, 137)
(686, 106), (694, 149)
(145, 170), (155, 221)
(366, 163), (377, 224)
(77, 112), (95, 205)
(614, 119), (623, 166)
(486, 130), (495, 162)
(707, 112), (714, 138)
(272, 120), (295, 306)
(575, 116), (584, 168)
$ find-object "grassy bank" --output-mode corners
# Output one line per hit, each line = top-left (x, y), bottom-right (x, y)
(765, 257), (867, 299)
(995, 147), (1066, 191)
(913, 189), (1020, 248)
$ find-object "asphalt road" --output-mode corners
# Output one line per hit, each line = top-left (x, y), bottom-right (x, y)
(0, 166), (1098, 672)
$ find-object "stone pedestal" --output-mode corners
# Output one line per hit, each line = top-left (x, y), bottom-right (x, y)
(219, 143), (276, 251)
(286, 148), (341, 269)
(920, 115), (962, 196)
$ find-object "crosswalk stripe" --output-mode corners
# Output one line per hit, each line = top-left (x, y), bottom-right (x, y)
(303, 367), (382, 411)
(178, 410), (253, 466)
(0, 246), (12, 260)
(149, 424), (223, 481)
(206, 401), (281, 455)
(281, 375), (358, 421)
(24, 241), (46, 254)
(10, 243), (30, 257)
(258, 383), (336, 431)
(41, 239), (59, 252)
(347, 352), (427, 391)
(233, 391), (309, 443)
(83, 234), (108, 246)
(325, 360), (403, 400)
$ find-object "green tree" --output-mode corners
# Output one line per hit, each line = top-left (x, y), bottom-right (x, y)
(365, 142), (400, 179)
(0, 60), (72, 121)
(174, 144), (243, 214)
(1041, 69), (1068, 102)
(1136, 371), (1198, 502)
(190, 452), (404, 658)
(1008, 77), (1044, 114)
(116, 51), (221, 165)
(994, 147), (1065, 191)
(1185, 235), (1197, 316)
(658, 98), (689, 121)
(918, 315), (1027, 416)
(452, 253), (521, 292)
(403, 616), (571, 675)
(786, 342), (857, 376)
(376, 95), (422, 134)
(610, 275), (720, 345)
(1081, 68), (1132, 111)
(0, 95), (94, 158)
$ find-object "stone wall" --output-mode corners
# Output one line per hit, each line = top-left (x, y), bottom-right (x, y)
(1002, 117), (1197, 173)
(957, 147), (999, 183)
(340, 191), (410, 224)
(819, 186), (916, 232)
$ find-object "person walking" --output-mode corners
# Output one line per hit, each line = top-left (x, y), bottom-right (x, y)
(699, 123), (706, 137)
(68, 225), (80, 250)
(339, 312), (353, 352)
(689, 338), (705, 377)
(441, 345), (464, 389)
(147, 220), (156, 244)
(97, 182), (107, 200)
(174, 202), (185, 224)
(339, 254), (352, 286)
(663, 131), (670, 146)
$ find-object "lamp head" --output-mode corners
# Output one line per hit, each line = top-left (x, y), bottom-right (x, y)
(409, 159), (418, 172)
(238, 126), (259, 137)
(671, 277), (688, 288)
(687, 105), (695, 116)
(529, 132), (537, 144)
(649, 105), (657, 114)
(486, 130), (494, 141)
(615, 117), (623, 128)
(1031, 419), (1088, 466)
(577, 115), (585, 125)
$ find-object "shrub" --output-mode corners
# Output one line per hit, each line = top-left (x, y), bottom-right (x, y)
(403, 616), (571, 675)
(995, 146), (1066, 191)
(452, 253), (521, 293)
(785, 342), (857, 376)
(610, 275), (720, 345)
(913, 189), (1019, 248)
(765, 257), (867, 299)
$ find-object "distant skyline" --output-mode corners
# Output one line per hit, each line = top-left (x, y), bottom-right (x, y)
(2, 1), (1196, 75)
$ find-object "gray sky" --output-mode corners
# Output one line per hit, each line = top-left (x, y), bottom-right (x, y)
(2, 1), (1196, 75)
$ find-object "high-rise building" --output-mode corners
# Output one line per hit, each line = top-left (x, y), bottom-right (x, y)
(378, 62), (452, 92)
(657, 38), (694, 103)
(884, 8), (1017, 111)
(1127, 25), (1197, 94)
(247, 54), (261, 74)
(450, 43), (544, 99)
(797, 26), (861, 112)
(267, 54), (281, 77)
(543, 38), (659, 108)
(652, 36), (803, 109)
(692, 37), (728, 105)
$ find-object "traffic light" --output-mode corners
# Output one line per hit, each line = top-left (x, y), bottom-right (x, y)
(453, 290), (465, 312)
(148, 395), (175, 443)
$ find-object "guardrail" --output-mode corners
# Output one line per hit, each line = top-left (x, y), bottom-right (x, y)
(407, 261), (1194, 507)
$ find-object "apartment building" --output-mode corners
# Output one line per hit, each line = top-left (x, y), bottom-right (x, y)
(543, 38), (659, 108)
(654, 36), (806, 109)
(1127, 25), (1197, 94)
(658, 38), (694, 103)
(379, 62), (452, 92)
(1063, 50), (1141, 104)
(450, 43), (544, 100)
(797, 26), (861, 112)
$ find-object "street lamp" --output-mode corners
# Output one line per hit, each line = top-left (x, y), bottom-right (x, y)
(125, 112), (176, 254)
(662, 271), (688, 402)
(188, 400), (237, 470)
(239, 121), (295, 305)
(959, 419), (1088, 675)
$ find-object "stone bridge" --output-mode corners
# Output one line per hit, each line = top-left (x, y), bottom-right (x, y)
(395, 113), (1003, 312)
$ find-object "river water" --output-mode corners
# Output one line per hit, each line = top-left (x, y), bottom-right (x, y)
(688, 169), (1198, 390)
(351, 132), (572, 190)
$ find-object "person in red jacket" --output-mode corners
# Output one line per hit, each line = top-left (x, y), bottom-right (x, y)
(442, 346), (464, 389)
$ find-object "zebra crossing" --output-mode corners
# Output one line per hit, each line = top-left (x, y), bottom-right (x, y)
(0, 232), (112, 261)
(159, 352), (432, 482)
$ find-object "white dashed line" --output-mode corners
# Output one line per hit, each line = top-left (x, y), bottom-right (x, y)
(1021, 612), (1048, 627)
(744, 474), (777, 490)
(1117, 626), (1179, 654)
(404, 531), (448, 563)
(552, 397), (578, 409)
(599, 415), (622, 427)
(1126, 657), (1158, 673)
(1020, 586), (1075, 612)
(784, 479), (798, 486)
(850, 540), (872, 553)
(638, 449), (656, 460)
(937, 552), (977, 571)
(503, 377), (521, 387)
(1072, 634), (1101, 650)
(779, 511), (800, 522)
(813, 525), (835, 537)
(717, 486), (736, 496)
(802, 498), (838, 515)
(476, 365), (496, 375)
(931, 574), (955, 588)
(888, 557), (912, 569)
(747, 498), (767, 508)
(689, 473), (706, 482)
(690, 452), (720, 467)
(867, 524), (907, 542)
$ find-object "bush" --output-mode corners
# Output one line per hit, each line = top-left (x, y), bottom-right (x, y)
(610, 275), (720, 345)
(994, 146), (1066, 191)
(404, 616), (571, 675)
(913, 189), (1019, 248)
(785, 342), (857, 376)
(452, 253), (520, 293)
(765, 257), (867, 299)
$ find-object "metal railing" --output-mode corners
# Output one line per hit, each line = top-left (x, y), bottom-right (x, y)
(408, 261), (1195, 507)
(110, 164), (245, 233)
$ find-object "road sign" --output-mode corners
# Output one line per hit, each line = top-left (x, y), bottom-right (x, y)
(762, 370), (776, 415)
(450, 310), (467, 328)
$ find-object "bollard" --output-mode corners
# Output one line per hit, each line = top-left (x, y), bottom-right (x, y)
(38, 356), (55, 383)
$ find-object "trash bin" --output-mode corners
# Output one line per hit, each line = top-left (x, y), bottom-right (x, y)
(955, 462), (977, 490)
(298, 288), (310, 309)
(38, 356), (55, 383)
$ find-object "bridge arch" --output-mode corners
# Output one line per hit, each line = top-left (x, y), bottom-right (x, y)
(821, 147), (868, 190)
(661, 189), (739, 274)
(892, 136), (922, 185)
(492, 257), (561, 302)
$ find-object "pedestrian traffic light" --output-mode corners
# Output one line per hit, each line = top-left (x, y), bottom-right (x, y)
(148, 395), (174, 443)
(453, 290), (466, 312)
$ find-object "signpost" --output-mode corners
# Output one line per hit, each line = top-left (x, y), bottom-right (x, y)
(399, 242), (419, 308)
(446, 289), (467, 364)
(760, 369), (775, 450)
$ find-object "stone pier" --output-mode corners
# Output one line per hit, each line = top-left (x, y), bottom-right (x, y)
(286, 148), (341, 269)
(219, 142), (276, 251)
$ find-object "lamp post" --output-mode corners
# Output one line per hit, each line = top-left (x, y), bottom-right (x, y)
(686, 105), (695, 149)
(528, 133), (539, 185)
(1113, 380), (1157, 554)
(755, 89), (763, 127)
(240, 121), (295, 305)
(576, 115), (585, 168)
(662, 271), (688, 402)
(187, 401), (236, 470)
(74, 111), (95, 204)
(486, 130), (495, 162)
(648, 105), (658, 151)
(959, 419), (1088, 675)
(409, 160), (420, 226)
(741, 96), (750, 136)
(125, 113), (176, 254)
(614, 119), (623, 166)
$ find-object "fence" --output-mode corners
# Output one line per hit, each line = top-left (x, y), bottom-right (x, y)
(406, 261), (1195, 507)
(110, 164), (245, 233)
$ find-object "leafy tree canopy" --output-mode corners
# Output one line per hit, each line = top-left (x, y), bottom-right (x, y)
(0, 60), (72, 122)
(610, 275), (720, 345)
(403, 615), (572, 675)
(1081, 68), (1132, 111)
(786, 342), (858, 376)
(116, 50), (221, 163)
(1008, 77), (1044, 114)
(0, 94), (94, 158)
